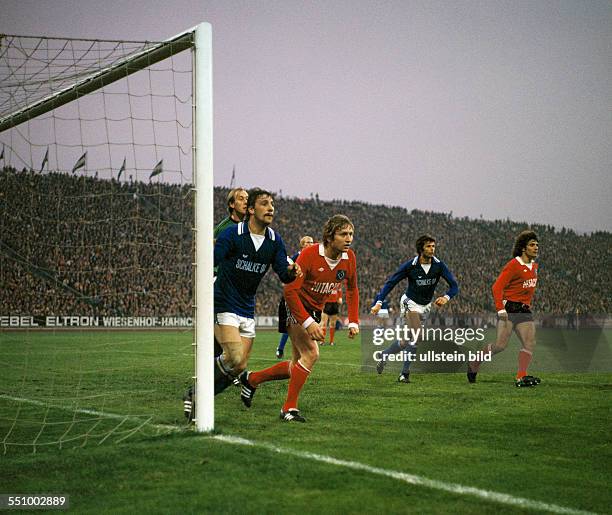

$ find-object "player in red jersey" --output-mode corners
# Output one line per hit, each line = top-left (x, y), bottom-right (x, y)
(238, 214), (359, 422)
(320, 282), (343, 345)
(468, 230), (541, 387)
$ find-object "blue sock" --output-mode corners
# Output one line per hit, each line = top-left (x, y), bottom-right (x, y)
(277, 333), (289, 351)
(402, 344), (416, 375)
(401, 346), (417, 375)
(381, 340), (403, 357)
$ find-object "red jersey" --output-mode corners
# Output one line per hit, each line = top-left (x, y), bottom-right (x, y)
(285, 243), (359, 327)
(492, 257), (539, 311)
(326, 283), (343, 303)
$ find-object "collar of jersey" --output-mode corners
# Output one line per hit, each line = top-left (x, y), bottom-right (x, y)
(515, 256), (534, 268)
(318, 243), (348, 260)
(238, 221), (275, 241)
(411, 255), (440, 266)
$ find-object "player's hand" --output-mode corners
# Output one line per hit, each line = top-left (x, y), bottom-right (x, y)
(338, 297), (343, 305)
(497, 310), (508, 322)
(348, 326), (359, 339)
(370, 304), (381, 315)
(434, 296), (448, 307)
(287, 262), (303, 278)
(306, 322), (325, 341)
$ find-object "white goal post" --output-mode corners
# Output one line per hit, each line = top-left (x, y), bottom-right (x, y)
(193, 24), (215, 433)
(0, 23), (214, 434)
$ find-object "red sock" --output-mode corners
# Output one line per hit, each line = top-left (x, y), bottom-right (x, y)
(329, 327), (335, 344)
(517, 349), (532, 379)
(249, 360), (290, 387)
(282, 361), (311, 411)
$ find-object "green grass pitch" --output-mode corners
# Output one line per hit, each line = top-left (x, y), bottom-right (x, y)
(0, 328), (610, 514)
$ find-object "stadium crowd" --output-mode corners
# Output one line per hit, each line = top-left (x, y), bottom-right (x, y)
(1, 167), (610, 319)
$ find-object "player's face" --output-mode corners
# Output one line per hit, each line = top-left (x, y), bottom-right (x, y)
(523, 239), (539, 260)
(232, 190), (248, 217)
(421, 241), (436, 258)
(300, 237), (314, 249)
(249, 195), (274, 226)
(330, 225), (353, 253)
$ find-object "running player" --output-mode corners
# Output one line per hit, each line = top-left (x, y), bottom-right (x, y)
(468, 230), (541, 387)
(212, 188), (248, 359)
(184, 188), (250, 418)
(371, 234), (459, 383)
(212, 188), (301, 397)
(240, 215), (359, 422)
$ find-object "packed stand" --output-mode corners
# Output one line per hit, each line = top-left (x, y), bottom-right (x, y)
(1, 168), (609, 318)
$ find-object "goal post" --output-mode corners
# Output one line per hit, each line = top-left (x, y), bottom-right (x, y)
(193, 23), (215, 432)
(0, 22), (215, 449)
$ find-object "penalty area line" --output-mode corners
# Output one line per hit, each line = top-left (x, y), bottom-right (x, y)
(210, 434), (596, 515)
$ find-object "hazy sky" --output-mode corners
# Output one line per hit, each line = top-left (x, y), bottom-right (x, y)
(2, 0), (611, 232)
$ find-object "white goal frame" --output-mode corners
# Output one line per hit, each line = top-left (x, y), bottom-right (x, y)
(0, 23), (215, 432)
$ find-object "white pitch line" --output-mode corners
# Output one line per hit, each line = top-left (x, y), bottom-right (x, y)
(1, 394), (598, 514)
(210, 434), (597, 515)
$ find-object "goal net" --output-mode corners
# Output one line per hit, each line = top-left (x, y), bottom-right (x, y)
(0, 25), (214, 452)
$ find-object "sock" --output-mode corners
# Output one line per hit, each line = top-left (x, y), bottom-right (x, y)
(517, 349), (532, 379)
(382, 340), (403, 357)
(329, 327), (335, 344)
(401, 346), (417, 375)
(214, 356), (235, 395)
(249, 360), (291, 387)
(282, 361), (311, 412)
(469, 344), (492, 373)
(277, 333), (289, 352)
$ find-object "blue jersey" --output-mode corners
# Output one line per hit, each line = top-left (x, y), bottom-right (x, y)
(214, 222), (294, 317)
(374, 255), (459, 306)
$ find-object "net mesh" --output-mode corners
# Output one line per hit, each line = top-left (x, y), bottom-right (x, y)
(0, 33), (196, 452)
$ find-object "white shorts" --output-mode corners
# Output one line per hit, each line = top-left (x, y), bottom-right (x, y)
(400, 294), (432, 316)
(215, 312), (256, 339)
(376, 309), (390, 319)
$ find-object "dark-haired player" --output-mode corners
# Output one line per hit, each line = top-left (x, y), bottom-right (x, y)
(212, 188), (301, 398)
(211, 187), (248, 360)
(468, 230), (541, 387)
(185, 187), (250, 418)
(240, 215), (359, 422)
(371, 235), (459, 383)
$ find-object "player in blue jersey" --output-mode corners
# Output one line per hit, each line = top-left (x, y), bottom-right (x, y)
(213, 188), (301, 396)
(370, 234), (459, 383)
(213, 187), (248, 359)
(276, 235), (315, 358)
